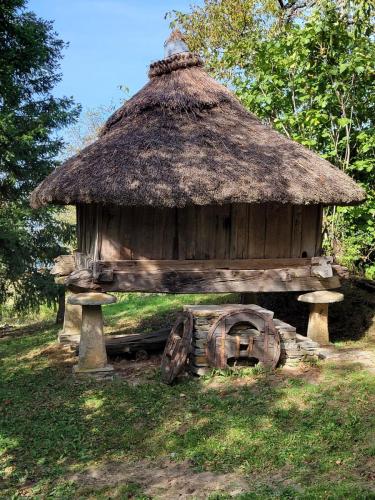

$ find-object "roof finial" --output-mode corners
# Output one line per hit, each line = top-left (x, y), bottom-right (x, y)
(164, 29), (189, 58)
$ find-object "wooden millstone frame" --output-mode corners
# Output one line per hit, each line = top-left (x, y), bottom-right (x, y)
(206, 308), (281, 369)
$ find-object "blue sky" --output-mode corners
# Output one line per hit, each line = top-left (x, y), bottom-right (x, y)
(27, 0), (201, 112)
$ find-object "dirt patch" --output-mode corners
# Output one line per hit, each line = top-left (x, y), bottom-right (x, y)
(40, 343), (76, 368)
(111, 354), (162, 385)
(205, 365), (322, 387)
(70, 459), (249, 499)
(319, 346), (375, 374)
(258, 279), (375, 342)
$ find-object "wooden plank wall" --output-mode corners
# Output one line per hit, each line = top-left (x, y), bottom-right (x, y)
(79, 203), (322, 261)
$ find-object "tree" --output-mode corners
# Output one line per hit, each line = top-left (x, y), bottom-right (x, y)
(0, 0), (80, 315)
(172, 0), (375, 277)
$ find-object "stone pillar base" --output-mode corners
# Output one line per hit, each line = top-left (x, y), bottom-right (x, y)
(307, 303), (330, 345)
(73, 364), (115, 380)
(58, 332), (80, 344)
(58, 292), (82, 344)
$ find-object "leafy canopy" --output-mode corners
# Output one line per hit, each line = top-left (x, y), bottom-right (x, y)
(172, 0), (375, 277)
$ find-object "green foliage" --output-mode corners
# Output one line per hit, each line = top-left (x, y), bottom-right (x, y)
(173, 0), (375, 276)
(0, 0), (80, 312)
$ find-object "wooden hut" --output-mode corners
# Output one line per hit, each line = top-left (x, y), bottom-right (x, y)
(31, 31), (365, 295)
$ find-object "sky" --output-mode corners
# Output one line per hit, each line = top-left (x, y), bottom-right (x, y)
(27, 0), (201, 113)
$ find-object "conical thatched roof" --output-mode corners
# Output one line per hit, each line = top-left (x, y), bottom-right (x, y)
(30, 32), (365, 209)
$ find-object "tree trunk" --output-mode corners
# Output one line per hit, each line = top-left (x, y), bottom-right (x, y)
(55, 286), (65, 325)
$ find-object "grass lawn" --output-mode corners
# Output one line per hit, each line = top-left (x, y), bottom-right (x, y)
(0, 291), (374, 499)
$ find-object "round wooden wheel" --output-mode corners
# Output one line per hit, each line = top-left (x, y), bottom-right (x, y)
(206, 308), (281, 370)
(161, 312), (193, 384)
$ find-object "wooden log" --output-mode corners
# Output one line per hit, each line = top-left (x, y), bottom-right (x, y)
(69, 328), (170, 354)
(106, 329), (169, 354)
(97, 258), (312, 272)
(66, 267), (341, 293)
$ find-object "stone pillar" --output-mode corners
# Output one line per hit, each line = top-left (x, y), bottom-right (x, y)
(77, 305), (108, 370)
(307, 303), (329, 345)
(298, 291), (344, 346)
(67, 292), (117, 379)
(58, 291), (82, 343)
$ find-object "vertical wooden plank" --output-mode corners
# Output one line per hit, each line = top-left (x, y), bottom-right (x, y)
(230, 204), (249, 259)
(94, 205), (103, 260)
(162, 208), (177, 259)
(213, 204), (231, 259)
(76, 204), (82, 253)
(89, 204), (96, 257)
(291, 206), (303, 257)
(131, 206), (150, 259)
(194, 205), (207, 259)
(264, 204), (280, 258)
(263, 204), (293, 258)
(178, 205), (196, 259)
(85, 205), (92, 257)
(315, 205), (323, 256)
(301, 205), (319, 257)
(248, 204), (266, 258)
(278, 205), (293, 258)
(100, 205), (121, 260)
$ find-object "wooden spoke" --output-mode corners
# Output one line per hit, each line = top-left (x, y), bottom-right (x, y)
(161, 312), (194, 384)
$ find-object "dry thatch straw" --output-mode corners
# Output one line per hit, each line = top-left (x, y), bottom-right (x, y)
(30, 45), (365, 209)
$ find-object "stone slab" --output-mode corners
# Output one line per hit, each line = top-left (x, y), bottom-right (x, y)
(73, 364), (115, 380)
(298, 291), (344, 304)
(68, 292), (117, 306)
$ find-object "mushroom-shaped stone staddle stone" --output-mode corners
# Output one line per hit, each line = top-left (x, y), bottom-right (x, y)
(68, 293), (117, 378)
(298, 291), (344, 346)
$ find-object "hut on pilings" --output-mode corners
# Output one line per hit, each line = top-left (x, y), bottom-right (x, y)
(31, 30), (365, 294)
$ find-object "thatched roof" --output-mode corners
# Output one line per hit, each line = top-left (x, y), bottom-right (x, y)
(30, 33), (365, 209)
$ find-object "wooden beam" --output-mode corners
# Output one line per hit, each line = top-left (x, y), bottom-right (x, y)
(67, 328), (170, 354)
(67, 267), (340, 293)
(97, 258), (312, 272)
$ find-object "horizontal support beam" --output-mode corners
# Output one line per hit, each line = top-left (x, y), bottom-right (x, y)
(97, 258), (312, 272)
(66, 267), (340, 294)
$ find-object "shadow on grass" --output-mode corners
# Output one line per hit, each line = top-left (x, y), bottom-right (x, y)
(0, 325), (374, 498)
(258, 279), (375, 342)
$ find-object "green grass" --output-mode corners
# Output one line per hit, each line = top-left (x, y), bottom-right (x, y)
(0, 293), (374, 498)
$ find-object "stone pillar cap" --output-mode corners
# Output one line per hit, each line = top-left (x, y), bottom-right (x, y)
(298, 291), (344, 304)
(67, 292), (117, 306)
